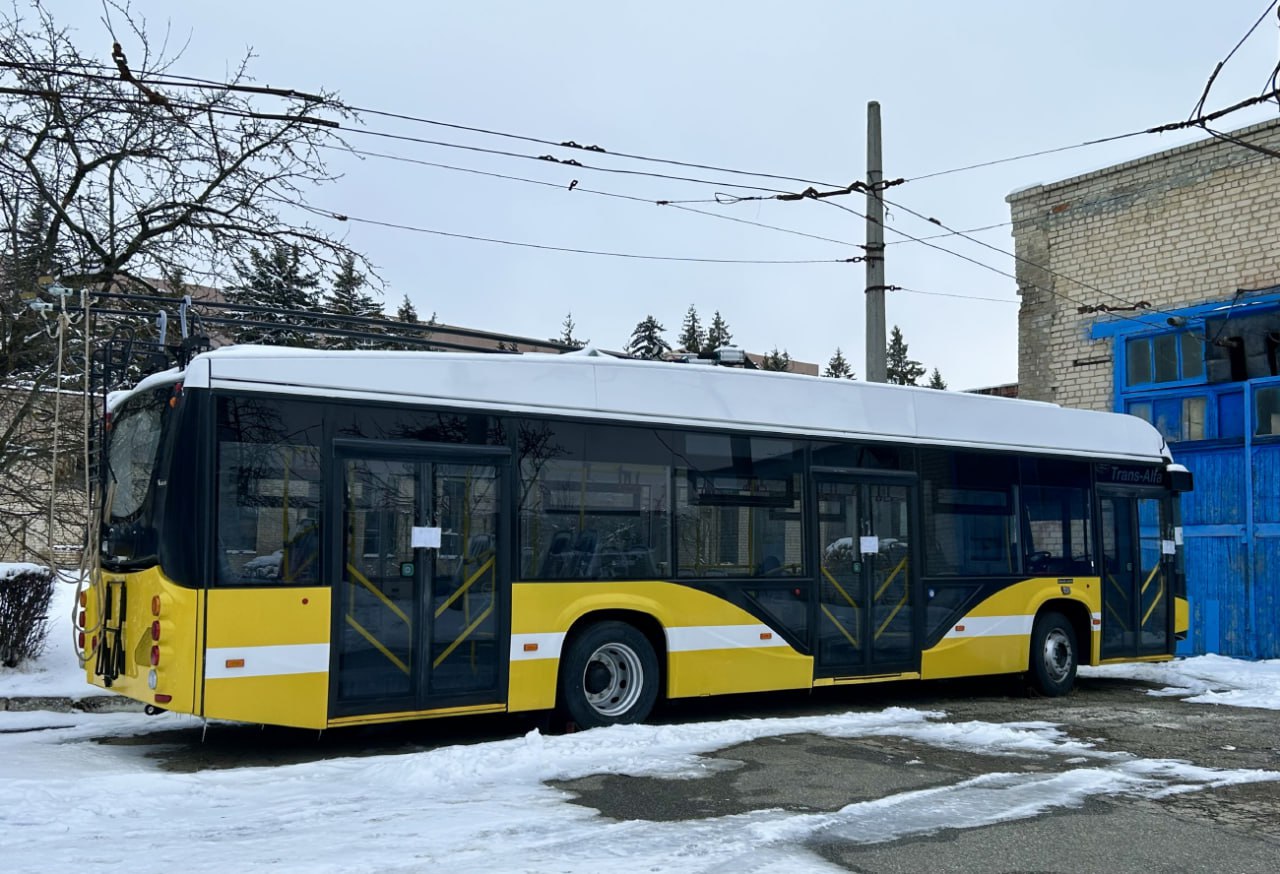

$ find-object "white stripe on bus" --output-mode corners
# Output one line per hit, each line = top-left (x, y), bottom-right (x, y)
(510, 632), (567, 661)
(509, 625), (788, 663)
(942, 615), (1035, 639)
(205, 644), (330, 679)
(666, 624), (789, 652)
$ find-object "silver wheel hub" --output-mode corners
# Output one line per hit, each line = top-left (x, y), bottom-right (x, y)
(1042, 628), (1073, 684)
(583, 642), (643, 717)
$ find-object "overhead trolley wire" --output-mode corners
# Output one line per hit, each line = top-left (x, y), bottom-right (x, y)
(1, 58), (844, 192)
(294, 202), (861, 265)
(1188, 0), (1280, 119)
(816, 198), (1161, 328)
(879, 194), (1149, 313)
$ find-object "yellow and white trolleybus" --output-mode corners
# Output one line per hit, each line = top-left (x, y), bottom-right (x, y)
(84, 346), (1192, 729)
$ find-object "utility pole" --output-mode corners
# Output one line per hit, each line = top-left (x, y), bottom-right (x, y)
(864, 101), (887, 383)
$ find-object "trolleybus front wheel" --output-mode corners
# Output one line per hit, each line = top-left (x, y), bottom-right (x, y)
(560, 621), (659, 729)
(1028, 611), (1077, 697)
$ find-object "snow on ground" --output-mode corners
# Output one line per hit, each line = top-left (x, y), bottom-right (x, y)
(0, 567), (95, 699)
(1081, 655), (1280, 710)
(0, 706), (1276, 874)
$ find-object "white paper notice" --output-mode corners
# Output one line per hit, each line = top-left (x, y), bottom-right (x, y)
(1174, 526), (1184, 545)
(860, 536), (879, 555)
(412, 526), (442, 549)
(1161, 539), (1176, 555)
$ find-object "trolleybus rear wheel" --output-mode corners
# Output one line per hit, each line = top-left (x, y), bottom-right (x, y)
(560, 621), (659, 729)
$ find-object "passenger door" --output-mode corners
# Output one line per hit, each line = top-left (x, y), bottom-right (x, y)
(813, 474), (917, 676)
(331, 443), (507, 718)
(1098, 491), (1172, 659)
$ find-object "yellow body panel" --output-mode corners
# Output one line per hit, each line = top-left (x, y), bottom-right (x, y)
(813, 672), (920, 687)
(205, 673), (330, 728)
(666, 647), (812, 698)
(1175, 596), (1189, 635)
(83, 568), (203, 715)
(203, 587), (331, 648)
(920, 577), (1101, 681)
(328, 703), (506, 728)
(509, 581), (813, 710)
(508, 659), (559, 713)
(202, 586), (331, 729)
(511, 580), (765, 635)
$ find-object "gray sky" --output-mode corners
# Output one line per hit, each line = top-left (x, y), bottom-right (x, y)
(44, 1), (1280, 388)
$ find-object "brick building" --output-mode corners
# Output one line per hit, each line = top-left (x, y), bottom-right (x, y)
(1008, 117), (1280, 658)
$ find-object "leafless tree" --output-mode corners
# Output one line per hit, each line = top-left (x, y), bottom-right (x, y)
(0, 0), (370, 561)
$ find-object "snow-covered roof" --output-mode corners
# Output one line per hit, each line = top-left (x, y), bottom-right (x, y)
(178, 345), (1170, 464)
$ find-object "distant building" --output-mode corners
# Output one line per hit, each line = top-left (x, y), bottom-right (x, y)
(967, 383), (1019, 399)
(1008, 117), (1280, 659)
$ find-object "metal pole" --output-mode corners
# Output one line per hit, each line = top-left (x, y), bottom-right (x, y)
(865, 100), (887, 383)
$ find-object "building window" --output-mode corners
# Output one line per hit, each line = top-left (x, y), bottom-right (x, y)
(1256, 387), (1280, 436)
(1127, 395), (1207, 442)
(1125, 332), (1204, 386)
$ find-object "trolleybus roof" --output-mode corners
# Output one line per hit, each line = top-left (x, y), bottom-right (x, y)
(173, 345), (1170, 464)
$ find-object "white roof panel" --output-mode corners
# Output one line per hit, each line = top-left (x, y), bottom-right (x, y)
(180, 346), (1170, 464)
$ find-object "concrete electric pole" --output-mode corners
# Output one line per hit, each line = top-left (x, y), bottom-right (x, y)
(864, 100), (887, 383)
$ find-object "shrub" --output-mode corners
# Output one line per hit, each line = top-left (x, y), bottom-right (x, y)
(0, 566), (55, 668)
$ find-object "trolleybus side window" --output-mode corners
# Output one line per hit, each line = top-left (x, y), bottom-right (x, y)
(675, 434), (805, 578)
(333, 405), (505, 446)
(518, 419), (672, 580)
(1020, 458), (1092, 575)
(215, 396), (324, 585)
(920, 450), (1018, 576)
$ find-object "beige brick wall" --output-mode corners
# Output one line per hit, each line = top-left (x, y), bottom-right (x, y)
(1008, 118), (1280, 410)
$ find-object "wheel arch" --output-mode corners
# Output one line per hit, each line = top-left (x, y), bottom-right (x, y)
(560, 609), (668, 699)
(1033, 598), (1091, 667)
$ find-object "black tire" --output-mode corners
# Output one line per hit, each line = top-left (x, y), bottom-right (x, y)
(1028, 611), (1078, 697)
(559, 621), (660, 729)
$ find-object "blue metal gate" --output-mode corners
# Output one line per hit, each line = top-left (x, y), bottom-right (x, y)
(1094, 292), (1280, 659)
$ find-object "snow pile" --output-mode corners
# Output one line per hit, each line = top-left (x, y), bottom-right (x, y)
(1081, 655), (1280, 710)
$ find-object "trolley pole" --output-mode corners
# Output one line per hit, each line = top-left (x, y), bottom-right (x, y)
(864, 100), (887, 383)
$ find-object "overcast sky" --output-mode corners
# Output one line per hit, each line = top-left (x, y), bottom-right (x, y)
(40, 1), (1280, 388)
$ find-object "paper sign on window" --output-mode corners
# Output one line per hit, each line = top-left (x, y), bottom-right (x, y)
(1174, 527), (1184, 545)
(860, 536), (879, 555)
(412, 526), (442, 549)
(1161, 539), (1176, 555)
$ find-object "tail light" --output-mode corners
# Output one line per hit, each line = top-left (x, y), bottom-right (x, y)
(76, 610), (85, 629)
(151, 595), (161, 616)
(150, 645), (160, 666)
(154, 694), (173, 704)
(78, 592), (86, 608)
(78, 631), (85, 649)
(151, 621), (161, 641)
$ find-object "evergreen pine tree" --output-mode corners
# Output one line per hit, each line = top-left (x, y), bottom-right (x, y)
(556, 312), (586, 349)
(324, 254), (382, 348)
(885, 325), (926, 386)
(928, 367), (948, 390)
(824, 347), (855, 379)
(678, 304), (705, 353)
(227, 243), (320, 346)
(760, 347), (792, 372)
(626, 315), (670, 360)
(396, 294), (419, 323)
(705, 310), (732, 351)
